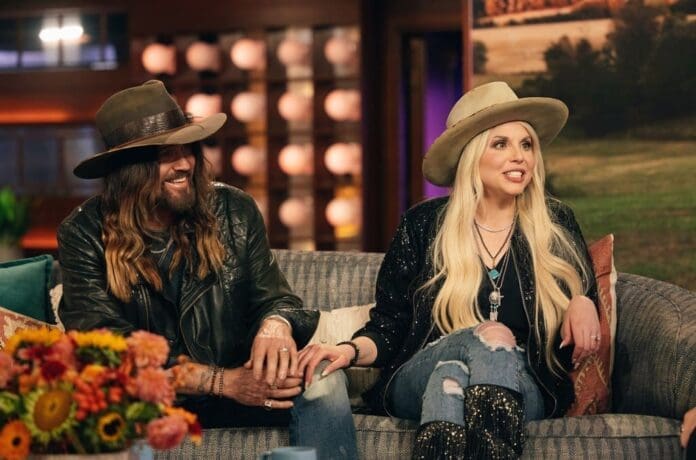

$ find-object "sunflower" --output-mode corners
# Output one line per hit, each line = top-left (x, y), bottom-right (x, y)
(70, 331), (127, 353)
(21, 387), (76, 444)
(97, 412), (126, 444)
(0, 420), (31, 460)
(4, 328), (62, 355)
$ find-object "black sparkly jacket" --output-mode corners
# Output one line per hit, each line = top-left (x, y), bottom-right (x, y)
(58, 183), (319, 367)
(354, 196), (598, 418)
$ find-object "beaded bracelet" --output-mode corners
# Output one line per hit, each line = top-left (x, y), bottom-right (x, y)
(209, 365), (220, 396)
(217, 368), (225, 398)
(336, 341), (360, 367)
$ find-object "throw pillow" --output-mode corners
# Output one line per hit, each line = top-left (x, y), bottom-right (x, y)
(0, 254), (54, 322)
(0, 305), (61, 349)
(308, 303), (375, 345)
(565, 234), (617, 416)
(308, 304), (380, 406)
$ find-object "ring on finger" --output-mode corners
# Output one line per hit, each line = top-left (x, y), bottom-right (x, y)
(279, 347), (290, 353)
(264, 399), (273, 411)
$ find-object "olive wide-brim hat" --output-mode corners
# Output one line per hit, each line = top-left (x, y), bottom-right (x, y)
(74, 80), (227, 179)
(422, 81), (568, 186)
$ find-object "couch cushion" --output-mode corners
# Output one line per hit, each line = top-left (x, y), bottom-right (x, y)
(0, 254), (54, 322)
(153, 414), (681, 459)
(566, 234), (617, 416)
(273, 250), (383, 311)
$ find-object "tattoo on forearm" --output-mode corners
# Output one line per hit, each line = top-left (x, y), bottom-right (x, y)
(197, 366), (213, 394)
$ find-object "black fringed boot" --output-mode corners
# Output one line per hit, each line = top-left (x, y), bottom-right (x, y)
(412, 420), (468, 460)
(463, 384), (526, 459)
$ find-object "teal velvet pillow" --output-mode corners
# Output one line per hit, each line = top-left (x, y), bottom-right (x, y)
(0, 254), (54, 322)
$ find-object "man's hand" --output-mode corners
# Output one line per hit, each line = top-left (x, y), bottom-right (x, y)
(168, 359), (302, 410)
(560, 295), (601, 369)
(225, 366), (302, 409)
(245, 317), (298, 386)
(681, 407), (696, 448)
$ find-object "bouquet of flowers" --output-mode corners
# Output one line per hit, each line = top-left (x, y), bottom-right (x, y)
(0, 328), (201, 459)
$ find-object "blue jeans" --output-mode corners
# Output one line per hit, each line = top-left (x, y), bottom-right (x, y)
(386, 327), (544, 425)
(290, 361), (358, 460)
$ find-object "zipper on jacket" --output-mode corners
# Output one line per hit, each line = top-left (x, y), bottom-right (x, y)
(511, 246), (558, 417)
(137, 284), (151, 332)
(178, 283), (214, 361)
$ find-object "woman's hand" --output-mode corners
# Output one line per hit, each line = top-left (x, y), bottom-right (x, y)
(245, 317), (298, 386)
(297, 343), (355, 386)
(681, 407), (696, 448)
(560, 295), (601, 369)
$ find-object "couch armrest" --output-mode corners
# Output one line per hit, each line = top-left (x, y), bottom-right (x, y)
(612, 273), (696, 418)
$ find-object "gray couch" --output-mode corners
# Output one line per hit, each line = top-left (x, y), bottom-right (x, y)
(142, 249), (694, 459)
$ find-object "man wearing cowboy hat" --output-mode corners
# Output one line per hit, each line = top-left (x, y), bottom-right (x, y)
(57, 80), (357, 456)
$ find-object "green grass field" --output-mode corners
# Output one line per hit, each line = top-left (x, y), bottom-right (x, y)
(543, 137), (695, 291)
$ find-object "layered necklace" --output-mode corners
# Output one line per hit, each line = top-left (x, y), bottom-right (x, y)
(474, 217), (516, 321)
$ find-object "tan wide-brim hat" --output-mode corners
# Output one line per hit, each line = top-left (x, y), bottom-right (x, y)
(422, 81), (568, 186)
(74, 80), (227, 179)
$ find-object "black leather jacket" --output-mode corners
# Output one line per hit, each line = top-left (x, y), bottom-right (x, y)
(58, 183), (319, 367)
(354, 197), (598, 418)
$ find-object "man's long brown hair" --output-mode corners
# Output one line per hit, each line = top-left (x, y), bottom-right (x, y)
(101, 143), (225, 302)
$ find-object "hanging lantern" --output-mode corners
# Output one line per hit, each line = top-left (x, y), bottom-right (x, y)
(324, 89), (360, 122)
(279, 144), (313, 176)
(324, 35), (357, 65)
(230, 92), (266, 123)
(279, 198), (311, 228)
(324, 142), (361, 176)
(230, 38), (266, 70)
(203, 144), (223, 177)
(231, 145), (265, 176)
(325, 197), (361, 227)
(141, 43), (176, 75)
(185, 93), (222, 118)
(185, 41), (221, 72)
(278, 91), (312, 122)
(277, 38), (310, 66)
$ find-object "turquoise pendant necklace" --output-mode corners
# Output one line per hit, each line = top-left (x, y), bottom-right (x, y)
(475, 218), (516, 321)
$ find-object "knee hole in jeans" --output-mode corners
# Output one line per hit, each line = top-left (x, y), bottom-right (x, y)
(442, 378), (464, 397)
(474, 321), (517, 351)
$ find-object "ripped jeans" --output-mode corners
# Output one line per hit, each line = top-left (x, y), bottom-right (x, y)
(386, 325), (544, 425)
(291, 360), (358, 459)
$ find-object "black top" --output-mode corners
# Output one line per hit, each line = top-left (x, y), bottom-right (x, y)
(353, 196), (599, 418)
(477, 251), (529, 348)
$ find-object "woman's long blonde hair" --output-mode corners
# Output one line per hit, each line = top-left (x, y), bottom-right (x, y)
(422, 122), (590, 374)
(101, 143), (225, 302)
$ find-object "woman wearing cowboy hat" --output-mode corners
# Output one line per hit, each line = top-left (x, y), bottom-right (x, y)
(298, 81), (601, 458)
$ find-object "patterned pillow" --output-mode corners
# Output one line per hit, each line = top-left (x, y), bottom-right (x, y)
(0, 305), (62, 349)
(565, 234), (617, 416)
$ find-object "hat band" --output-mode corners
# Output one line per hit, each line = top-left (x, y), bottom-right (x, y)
(103, 108), (188, 149)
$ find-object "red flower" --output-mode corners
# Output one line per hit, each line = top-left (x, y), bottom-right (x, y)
(146, 415), (188, 450)
(135, 368), (175, 405)
(40, 360), (67, 381)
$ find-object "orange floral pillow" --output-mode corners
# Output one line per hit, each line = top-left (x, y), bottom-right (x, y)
(0, 305), (60, 349)
(565, 234), (617, 416)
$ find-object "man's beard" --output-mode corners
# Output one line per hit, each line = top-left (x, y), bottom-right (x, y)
(158, 176), (196, 215)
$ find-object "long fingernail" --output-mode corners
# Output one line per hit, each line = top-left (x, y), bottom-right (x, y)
(320, 370), (328, 377)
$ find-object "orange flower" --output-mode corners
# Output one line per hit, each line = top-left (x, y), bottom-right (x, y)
(17, 373), (39, 395)
(164, 406), (197, 425)
(126, 331), (169, 368)
(0, 420), (31, 460)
